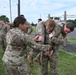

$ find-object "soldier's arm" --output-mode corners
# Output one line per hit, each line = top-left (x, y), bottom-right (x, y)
(35, 21), (45, 43)
(49, 25), (62, 45)
(27, 23), (33, 34)
(49, 34), (64, 45)
(23, 34), (51, 52)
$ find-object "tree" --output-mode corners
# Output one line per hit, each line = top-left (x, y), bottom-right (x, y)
(50, 17), (53, 19)
(0, 15), (9, 23)
(54, 17), (60, 20)
(31, 22), (37, 26)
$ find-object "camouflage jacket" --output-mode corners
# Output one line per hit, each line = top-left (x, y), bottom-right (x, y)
(2, 28), (49, 65)
(36, 21), (45, 37)
(36, 21), (46, 43)
(0, 23), (10, 43)
(49, 24), (66, 45)
(26, 23), (33, 34)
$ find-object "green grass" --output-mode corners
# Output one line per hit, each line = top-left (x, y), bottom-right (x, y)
(0, 47), (76, 75)
(67, 37), (76, 44)
(32, 26), (36, 32)
(58, 50), (76, 75)
(0, 37), (76, 75)
(0, 46), (7, 75)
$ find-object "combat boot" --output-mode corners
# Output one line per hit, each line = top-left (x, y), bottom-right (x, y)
(27, 55), (34, 67)
(33, 57), (41, 65)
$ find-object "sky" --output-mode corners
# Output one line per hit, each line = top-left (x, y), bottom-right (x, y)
(0, 0), (76, 23)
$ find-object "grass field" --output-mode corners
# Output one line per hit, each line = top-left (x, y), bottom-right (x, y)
(0, 37), (76, 75)
(67, 37), (76, 44)
(0, 48), (76, 75)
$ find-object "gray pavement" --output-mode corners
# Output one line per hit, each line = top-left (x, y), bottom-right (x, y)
(62, 42), (76, 52)
(67, 28), (76, 38)
(62, 28), (76, 53)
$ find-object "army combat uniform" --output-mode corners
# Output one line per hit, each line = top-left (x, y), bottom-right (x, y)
(29, 21), (46, 64)
(2, 28), (50, 75)
(24, 22), (33, 58)
(0, 23), (10, 52)
(41, 23), (66, 75)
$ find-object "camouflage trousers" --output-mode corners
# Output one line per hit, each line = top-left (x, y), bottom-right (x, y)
(30, 49), (40, 59)
(3, 62), (30, 75)
(2, 38), (6, 52)
(0, 38), (6, 52)
(30, 42), (42, 59)
(41, 51), (58, 75)
(25, 46), (32, 58)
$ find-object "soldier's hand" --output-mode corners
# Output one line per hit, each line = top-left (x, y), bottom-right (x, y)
(49, 33), (53, 38)
(48, 45), (52, 50)
(34, 35), (44, 42)
(44, 50), (53, 57)
(34, 35), (39, 41)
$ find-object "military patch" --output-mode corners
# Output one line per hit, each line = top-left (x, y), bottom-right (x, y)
(38, 29), (43, 33)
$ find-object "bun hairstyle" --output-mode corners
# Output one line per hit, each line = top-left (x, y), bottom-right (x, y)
(13, 16), (26, 27)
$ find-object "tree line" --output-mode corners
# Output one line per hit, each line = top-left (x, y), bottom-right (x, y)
(0, 15), (76, 27)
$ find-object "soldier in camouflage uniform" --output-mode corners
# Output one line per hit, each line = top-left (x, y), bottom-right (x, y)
(19, 14), (33, 34)
(27, 19), (55, 66)
(2, 16), (51, 75)
(19, 14), (33, 58)
(0, 20), (10, 52)
(33, 19), (75, 75)
(27, 20), (46, 65)
(41, 21), (75, 75)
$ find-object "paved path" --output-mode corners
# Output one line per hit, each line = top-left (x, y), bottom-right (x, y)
(63, 28), (76, 53)
(62, 42), (76, 53)
(67, 28), (76, 37)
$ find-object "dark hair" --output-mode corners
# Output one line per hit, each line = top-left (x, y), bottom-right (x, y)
(38, 18), (42, 21)
(19, 14), (25, 18)
(66, 22), (75, 31)
(13, 16), (26, 27)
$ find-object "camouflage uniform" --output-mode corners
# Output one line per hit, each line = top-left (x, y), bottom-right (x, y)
(25, 22), (33, 34)
(0, 23), (10, 52)
(2, 28), (50, 75)
(30, 21), (46, 61)
(24, 23), (33, 57)
(41, 24), (66, 75)
(9, 22), (33, 57)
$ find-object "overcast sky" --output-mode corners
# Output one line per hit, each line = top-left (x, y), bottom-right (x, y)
(0, 0), (76, 23)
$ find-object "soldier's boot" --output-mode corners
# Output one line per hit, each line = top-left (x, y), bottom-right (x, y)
(27, 55), (34, 67)
(33, 57), (41, 65)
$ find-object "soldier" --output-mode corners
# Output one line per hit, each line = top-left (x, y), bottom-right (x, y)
(0, 20), (10, 52)
(41, 21), (75, 75)
(33, 20), (75, 75)
(19, 14), (33, 34)
(2, 16), (51, 75)
(20, 14), (33, 58)
(27, 19), (55, 66)
(27, 20), (45, 65)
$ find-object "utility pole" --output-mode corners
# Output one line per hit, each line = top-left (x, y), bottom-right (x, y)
(48, 14), (51, 19)
(9, 0), (12, 22)
(64, 11), (67, 22)
(18, 0), (20, 16)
